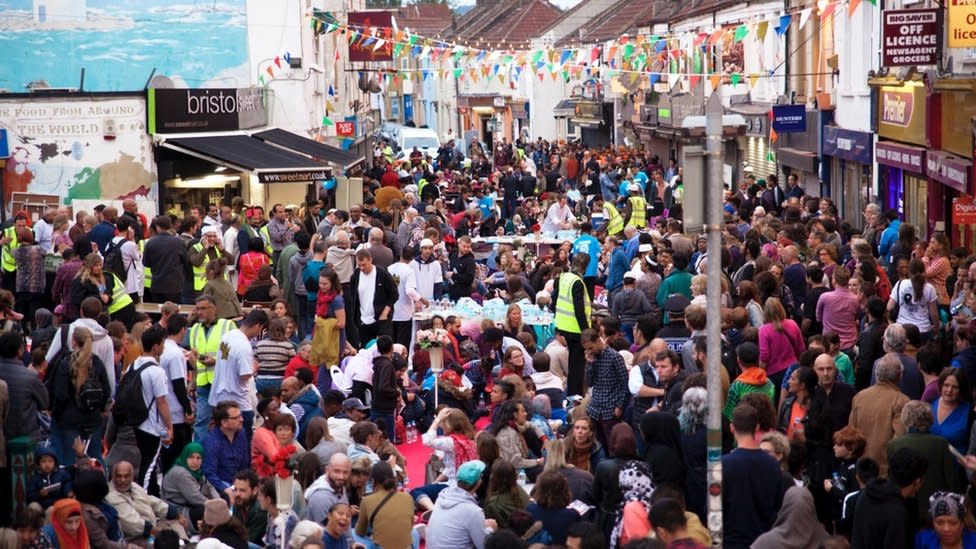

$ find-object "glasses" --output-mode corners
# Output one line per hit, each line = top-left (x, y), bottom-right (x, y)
(226, 414), (243, 420)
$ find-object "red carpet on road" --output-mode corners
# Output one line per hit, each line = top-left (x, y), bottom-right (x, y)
(399, 416), (491, 489)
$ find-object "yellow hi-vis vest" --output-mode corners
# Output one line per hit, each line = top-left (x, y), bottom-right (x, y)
(258, 225), (274, 264)
(554, 272), (591, 334)
(190, 243), (223, 292)
(628, 196), (647, 229)
(1, 226), (19, 272)
(139, 240), (151, 289)
(107, 273), (134, 315)
(604, 203), (624, 235)
(188, 318), (235, 387)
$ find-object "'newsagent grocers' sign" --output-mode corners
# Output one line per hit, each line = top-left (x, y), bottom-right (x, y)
(882, 9), (942, 67)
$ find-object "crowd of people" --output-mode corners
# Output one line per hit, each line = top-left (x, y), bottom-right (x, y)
(0, 135), (974, 549)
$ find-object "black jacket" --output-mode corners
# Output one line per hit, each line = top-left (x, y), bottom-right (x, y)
(49, 354), (110, 429)
(70, 276), (117, 308)
(550, 273), (589, 334)
(370, 355), (399, 413)
(345, 266), (397, 347)
(850, 478), (915, 549)
(143, 233), (189, 295)
(0, 357), (49, 439)
(448, 252), (476, 301)
(856, 320), (886, 391)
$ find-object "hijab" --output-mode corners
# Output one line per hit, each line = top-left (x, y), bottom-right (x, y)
(171, 442), (205, 481)
(34, 308), (53, 329)
(751, 486), (828, 549)
(50, 499), (90, 549)
(640, 412), (687, 486)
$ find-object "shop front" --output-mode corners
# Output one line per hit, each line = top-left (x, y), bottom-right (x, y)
(874, 82), (931, 238)
(823, 125), (874, 223)
(570, 99), (612, 147)
(927, 150), (972, 245)
(729, 101), (778, 182)
(457, 95), (513, 145)
(150, 87), (353, 213)
(931, 80), (976, 244)
(772, 106), (820, 195)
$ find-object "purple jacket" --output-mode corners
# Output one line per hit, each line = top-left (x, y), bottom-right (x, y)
(52, 258), (83, 321)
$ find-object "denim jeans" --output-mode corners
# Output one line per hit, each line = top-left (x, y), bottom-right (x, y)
(193, 385), (212, 442)
(370, 411), (396, 442)
(297, 298), (310, 340)
(52, 419), (105, 466)
(255, 377), (283, 397)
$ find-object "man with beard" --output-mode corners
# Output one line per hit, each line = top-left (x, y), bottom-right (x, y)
(305, 453), (352, 523)
(231, 470), (267, 545)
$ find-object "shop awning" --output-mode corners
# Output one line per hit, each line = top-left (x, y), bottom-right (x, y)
(161, 135), (333, 183)
(553, 99), (576, 117)
(252, 128), (364, 170)
(777, 147), (819, 173)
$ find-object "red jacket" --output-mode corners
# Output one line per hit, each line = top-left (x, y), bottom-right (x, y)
(381, 168), (400, 188)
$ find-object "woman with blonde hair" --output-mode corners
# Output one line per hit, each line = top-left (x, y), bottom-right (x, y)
(543, 437), (595, 502)
(502, 304), (533, 340)
(50, 326), (110, 464)
(758, 297), (805, 390)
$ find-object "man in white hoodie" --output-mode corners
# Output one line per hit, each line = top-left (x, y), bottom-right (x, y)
(46, 297), (116, 396)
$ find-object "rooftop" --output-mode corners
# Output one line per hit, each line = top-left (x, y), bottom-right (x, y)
(448, 0), (563, 48)
(393, 4), (453, 37)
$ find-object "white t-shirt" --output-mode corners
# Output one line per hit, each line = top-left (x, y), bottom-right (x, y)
(388, 262), (418, 322)
(893, 279), (938, 333)
(132, 356), (171, 437)
(209, 329), (255, 411)
(159, 338), (188, 425)
(357, 268), (378, 324)
(410, 258), (444, 300)
(542, 203), (573, 233)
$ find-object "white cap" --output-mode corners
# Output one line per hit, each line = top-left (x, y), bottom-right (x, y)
(398, 169), (409, 178)
(420, 238), (434, 248)
(629, 183), (641, 193)
(201, 226), (218, 237)
(623, 269), (640, 281)
(638, 243), (652, 253)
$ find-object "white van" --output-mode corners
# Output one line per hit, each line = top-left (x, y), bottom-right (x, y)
(395, 127), (441, 160)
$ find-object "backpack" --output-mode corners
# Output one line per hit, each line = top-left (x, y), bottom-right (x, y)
(74, 369), (105, 413)
(112, 361), (156, 427)
(103, 238), (129, 280)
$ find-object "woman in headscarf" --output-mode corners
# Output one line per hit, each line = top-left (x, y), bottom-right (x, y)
(605, 423), (655, 549)
(592, 423), (649, 545)
(31, 308), (56, 353)
(43, 499), (90, 549)
(161, 442), (220, 526)
(915, 491), (976, 548)
(640, 412), (687, 492)
(751, 485), (829, 549)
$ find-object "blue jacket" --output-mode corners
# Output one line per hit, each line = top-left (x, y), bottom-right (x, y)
(27, 446), (73, 508)
(292, 388), (323, 441)
(606, 248), (629, 293)
(879, 219), (901, 263)
(202, 427), (250, 492)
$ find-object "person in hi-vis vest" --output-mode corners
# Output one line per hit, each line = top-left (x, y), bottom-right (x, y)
(550, 253), (592, 397)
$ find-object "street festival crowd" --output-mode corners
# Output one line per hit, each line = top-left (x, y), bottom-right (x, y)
(1, 136), (976, 549)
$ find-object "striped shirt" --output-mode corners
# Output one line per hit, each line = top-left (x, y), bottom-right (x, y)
(255, 339), (296, 377)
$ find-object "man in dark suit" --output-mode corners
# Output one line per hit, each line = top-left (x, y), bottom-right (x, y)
(345, 249), (397, 348)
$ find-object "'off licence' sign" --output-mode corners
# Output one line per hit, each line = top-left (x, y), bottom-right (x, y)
(882, 9), (942, 67)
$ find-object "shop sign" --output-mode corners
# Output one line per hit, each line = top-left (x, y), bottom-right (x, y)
(258, 169), (334, 184)
(575, 100), (603, 120)
(927, 150), (972, 193)
(948, 0), (976, 48)
(953, 194), (976, 225)
(823, 126), (873, 164)
(878, 84), (927, 145)
(335, 121), (355, 137)
(148, 88), (267, 134)
(347, 12), (394, 62)
(882, 9), (942, 67)
(771, 105), (806, 133)
(876, 140), (926, 172)
(0, 128), (8, 159)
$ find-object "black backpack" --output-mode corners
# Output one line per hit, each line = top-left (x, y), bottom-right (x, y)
(112, 361), (156, 427)
(75, 370), (105, 413)
(103, 238), (128, 280)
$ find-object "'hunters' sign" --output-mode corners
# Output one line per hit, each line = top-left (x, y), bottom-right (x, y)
(882, 9), (942, 67)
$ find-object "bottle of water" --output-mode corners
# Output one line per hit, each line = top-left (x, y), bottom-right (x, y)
(517, 469), (527, 487)
(406, 422), (417, 444)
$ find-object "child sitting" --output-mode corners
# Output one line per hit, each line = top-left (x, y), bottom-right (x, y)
(26, 444), (73, 509)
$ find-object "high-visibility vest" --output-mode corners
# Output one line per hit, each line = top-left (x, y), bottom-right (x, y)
(258, 225), (274, 264)
(554, 272), (591, 334)
(417, 178), (429, 200)
(628, 196), (647, 229)
(1, 226), (19, 272)
(107, 273), (133, 315)
(190, 243), (223, 291)
(139, 240), (151, 289)
(604, 203), (624, 235)
(188, 318), (236, 387)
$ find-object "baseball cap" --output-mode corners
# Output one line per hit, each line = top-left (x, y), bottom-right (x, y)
(665, 294), (691, 313)
(457, 459), (487, 486)
(638, 244), (653, 253)
(342, 397), (369, 411)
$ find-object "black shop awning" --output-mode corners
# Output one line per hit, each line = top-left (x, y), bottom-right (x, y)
(253, 128), (364, 170)
(161, 135), (333, 183)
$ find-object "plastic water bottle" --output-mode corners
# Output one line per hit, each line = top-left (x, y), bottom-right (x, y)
(147, 535), (154, 549)
(517, 469), (527, 487)
(406, 422), (417, 444)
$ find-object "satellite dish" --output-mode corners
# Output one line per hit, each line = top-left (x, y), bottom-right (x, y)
(149, 75), (175, 89)
(367, 79), (381, 94)
(358, 72), (370, 92)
